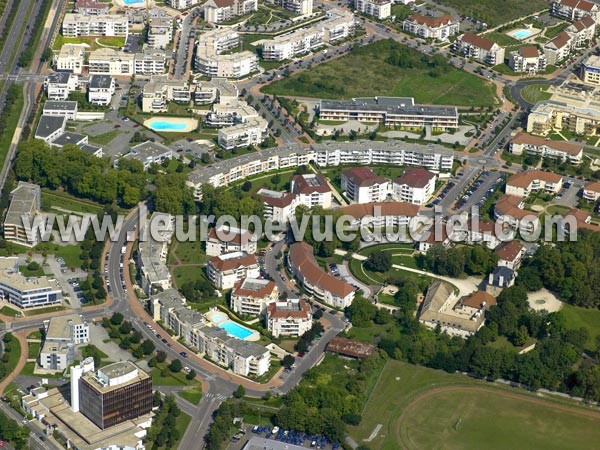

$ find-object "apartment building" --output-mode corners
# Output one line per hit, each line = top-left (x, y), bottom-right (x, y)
(194, 77), (238, 105)
(135, 49), (167, 75)
(527, 100), (600, 136)
(3, 182), (43, 247)
(288, 242), (355, 308)
(290, 173), (333, 209)
(119, 141), (174, 170)
(509, 46), (547, 74)
(40, 315), (89, 371)
(138, 212), (174, 295)
(44, 72), (79, 101)
(581, 54), (600, 85)
(206, 224), (257, 256)
(217, 117), (269, 150)
(318, 97), (459, 131)
(506, 170), (563, 197)
(495, 240), (526, 271)
(583, 181), (600, 201)
(392, 168), (436, 205)
(0, 257), (62, 309)
(54, 44), (85, 75)
(452, 33), (505, 65)
(448, 219), (501, 250)
(543, 31), (573, 65)
(74, 0), (109, 15)
(88, 48), (166, 76)
(195, 28), (258, 78)
(262, 28), (324, 61)
(62, 14), (129, 37)
(257, 188), (298, 223)
(207, 252), (260, 289)
(148, 16), (173, 49)
(340, 201), (421, 229)
(269, 0), (313, 15)
(231, 278), (279, 316)
(142, 75), (191, 113)
(494, 194), (540, 234)
(552, 0), (599, 22)
(266, 299), (312, 338)
(354, 0), (391, 20)
(341, 167), (390, 204)
(43, 101), (78, 120)
(203, 0), (258, 23)
(88, 74), (115, 106)
(402, 14), (459, 40)
(321, 8), (355, 42)
(34, 115), (67, 144)
(566, 15), (596, 47)
(167, 0), (201, 9)
(509, 132), (583, 163)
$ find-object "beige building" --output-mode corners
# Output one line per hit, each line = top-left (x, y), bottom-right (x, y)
(403, 14), (459, 40)
(62, 13), (129, 37)
(142, 75), (192, 113)
(266, 298), (313, 338)
(583, 181), (600, 201)
(543, 31), (573, 65)
(290, 173), (333, 209)
(509, 131), (583, 163)
(505, 169), (563, 197)
(527, 100), (600, 136)
(509, 46), (547, 74)
(194, 28), (258, 78)
(207, 252), (260, 290)
(354, 0), (391, 20)
(581, 54), (600, 85)
(453, 33), (505, 65)
(231, 278), (278, 316)
(206, 224), (257, 256)
(203, 0), (258, 23)
(54, 44), (86, 75)
(552, 0), (599, 22)
(3, 182), (42, 247)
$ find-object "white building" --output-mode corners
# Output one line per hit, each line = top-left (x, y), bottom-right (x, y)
(269, 0), (313, 15)
(203, 0), (258, 23)
(62, 14), (129, 37)
(583, 181), (600, 201)
(505, 169), (563, 197)
(0, 257), (62, 309)
(453, 33), (505, 65)
(54, 44), (86, 75)
(148, 17), (173, 49)
(138, 212), (174, 295)
(354, 0), (391, 20)
(266, 298), (312, 338)
(392, 168), (436, 205)
(290, 173), (333, 209)
(509, 46), (547, 74)
(494, 194), (541, 235)
(217, 117), (269, 150)
(581, 54), (600, 85)
(543, 31), (573, 65)
(119, 141), (174, 170)
(3, 182), (43, 247)
(167, 0), (201, 9)
(495, 240), (526, 271)
(341, 167), (390, 204)
(142, 75), (191, 113)
(74, 0), (109, 15)
(88, 48), (166, 76)
(43, 101), (78, 120)
(206, 224), (257, 256)
(35, 115), (67, 144)
(403, 13), (459, 40)
(566, 15), (596, 47)
(44, 72), (79, 101)
(88, 74), (115, 106)
(257, 188), (298, 223)
(262, 28), (324, 61)
(509, 132), (583, 164)
(552, 0), (599, 22)
(40, 314), (90, 371)
(231, 278), (278, 316)
(194, 28), (258, 78)
(207, 252), (260, 290)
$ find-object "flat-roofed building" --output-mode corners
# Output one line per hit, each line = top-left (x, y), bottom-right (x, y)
(203, 0), (258, 23)
(318, 97), (459, 131)
(194, 28), (258, 78)
(3, 182), (43, 247)
(43, 101), (78, 120)
(392, 168), (436, 205)
(62, 14), (129, 37)
(142, 75), (191, 113)
(403, 14), (459, 40)
(340, 201), (421, 229)
(505, 169), (563, 197)
(262, 28), (324, 61)
(509, 46), (547, 74)
(269, 0), (313, 15)
(527, 100), (600, 136)
(54, 44), (86, 74)
(0, 257), (62, 309)
(207, 252), (260, 289)
(341, 167), (390, 204)
(134, 48), (166, 75)
(88, 48), (135, 76)
(49, 131), (88, 149)
(88, 75), (115, 106)
(137, 212), (174, 295)
(509, 132), (583, 163)
(148, 16), (173, 49)
(118, 141), (173, 170)
(75, 0), (109, 15)
(290, 173), (333, 209)
(167, 0), (201, 9)
(206, 224), (257, 256)
(217, 117), (269, 150)
(257, 188), (298, 223)
(266, 298), (312, 337)
(581, 54), (600, 85)
(453, 33), (505, 65)
(354, 0), (391, 19)
(40, 314), (89, 371)
(45, 72), (79, 101)
(231, 278), (279, 316)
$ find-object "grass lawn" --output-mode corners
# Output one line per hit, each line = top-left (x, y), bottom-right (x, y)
(27, 341), (41, 356)
(561, 303), (600, 352)
(19, 265), (45, 277)
(25, 306), (66, 316)
(520, 84), (552, 104)
(89, 129), (121, 146)
(0, 306), (20, 317)
(544, 22), (569, 39)
(27, 330), (42, 340)
(0, 87), (23, 174)
(171, 240), (208, 265)
(484, 31), (521, 47)
(150, 363), (202, 387)
(547, 204), (571, 215)
(0, 334), (21, 383)
(433, 0), (548, 26)
(350, 359), (600, 450)
(42, 189), (106, 215)
(52, 34), (98, 50)
(262, 40), (498, 107)
(96, 36), (126, 48)
(172, 265), (205, 288)
(173, 412), (192, 449)
(178, 387), (203, 405)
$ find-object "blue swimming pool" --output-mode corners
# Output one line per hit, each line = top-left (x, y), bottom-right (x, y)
(147, 120), (188, 131)
(123, 0), (144, 5)
(508, 29), (534, 40)
(219, 321), (254, 340)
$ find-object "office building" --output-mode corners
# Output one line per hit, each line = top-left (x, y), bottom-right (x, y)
(3, 182), (43, 247)
(40, 315), (89, 371)
(43, 101), (78, 120)
(0, 257), (62, 309)
(581, 54), (600, 85)
(35, 115), (67, 144)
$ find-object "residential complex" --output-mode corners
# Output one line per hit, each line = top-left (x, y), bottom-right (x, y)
(290, 173), (333, 209)
(3, 182), (43, 247)
(551, 0), (599, 22)
(218, 117), (269, 150)
(207, 252), (260, 289)
(494, 194), (540, 234)
(44, 72), (79, 101)
(194, 28), (258, 78)
(148, 16), (173, 49)
(583, 181), (600, 201)
(257, 188), (299, 223)
(54, 44), (86, 74)
(138, 212), (174, 295)
(495, 240), (526, 271)
(75, 0), (109, 15)
(266, 298), (313, 337)
(354, 0), (391, 20)
(341, 167), (389, 204)
(527, 100), (600, 136)
(452, 33), (505, 65)
(167, 0), (201, 9)
(88, 48), (166, 76)
(40, 315), (90, 371)
(203, 0), (258, 23)
(509, 46), (547, 74)
(402, 14), (459, 40)
(206, 224), (257, 256)
(341, 201), (421, 229)
(231, 278), (279, 316)
(505, 170), (563, 197)
(142, 75), (192, 113)
(269, 0), (313, 15)
(318, 97), (459, 131)
(119, 141), (174, 170)
(0, 257), (62, 309)
(392, 168), (437, 205)
(62, 14), (129, 37)
(543, 31), (572, 65)
(509, 132), (583, 163)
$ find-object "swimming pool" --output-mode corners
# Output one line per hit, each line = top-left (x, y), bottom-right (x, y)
(148, 120), (188, 131)
(144, 117), (198, 132)
(507, 28), (538, 40)
(123, 0), (144, 5)
(219, 321), (254, 340)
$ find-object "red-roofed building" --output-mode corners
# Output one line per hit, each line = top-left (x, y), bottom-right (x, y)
(206, 224), (258, 257)
(207, 252), (260, 289)
(494, 194), (541, 235)
(340, 201), (421, 229)
(403, 14), (460, 40)
(506, 170), (563, 197)
(509, 132), (583, 164)
(290, 173), (333, 209)
(583, 181), (600, 201)
(341, 167), (390, 203)
(392, 168), (436, 205)
(566, 15), (596, 46)
(266, 298), (313, 337)
(74, 0), (109, 15)
(257, 188), (298, 224)
(457, 290), (496, 316)
(231, 278), (279, 316)
(552, 0), (599, 23)
(495, 240), (525, 271)
(204, 0), (258, 23)
(543, 31), (574, 65)
(452, 33), (505, 65)
(509, 46), (547, 74)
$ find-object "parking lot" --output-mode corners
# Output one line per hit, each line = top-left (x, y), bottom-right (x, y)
(227, 424), (341, 449)
(454, 171), (505, 213)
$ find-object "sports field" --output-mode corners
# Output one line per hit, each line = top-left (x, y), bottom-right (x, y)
(350, 360), (600, 450)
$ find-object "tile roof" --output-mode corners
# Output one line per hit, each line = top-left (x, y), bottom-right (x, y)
(340, 201), (421, 219)
(584, 181), (600, 193)
(232, 278), (277, 298)
(342, 167), (388, 188)
(290, 174), (331, 195)
(267, 299), (311, 319)
(548, 31), (572, 50)
(406, 13), (454, 28)
(511, 132), (583, 156)
(507, 170), (562, 189)
(461, 291), (496, 310)
(494, 240), (524, 262)
(208, 252), (258, 272)
(394, 168), (435, 189)
(519, 46), (540, 58)
(495, 194), (531, 220)
(459, 33), (497, 51)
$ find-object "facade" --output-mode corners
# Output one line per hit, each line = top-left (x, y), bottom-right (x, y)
(341, 167), (390, 204)
(40, 315), (89, 371)
(217, 117), (269, 150)
(527, 100), (600, 136)
(495, 240), (526, 271)
(486, 266), (516, 295)
(138, 212), (174, 295)
(206, 224), (257, 256)
(88, 48), (166, 76)
(203, 0), (258, 23)
(566, 15), (596, 47)
(287, 242), (355, 308)
(3, 182), (43, 247)
(0, 257), (62, 309)
(269, 0), (313, 15)
(354, 0), (391, 20)
(392, 168), (436, 205)
(266, 298), (312, 338)
(231, 278), (279, 316)
(583, 181), (600, 201)
(35, 115), (67, 144)
(62, 14), (129, 37)
(402, 14), (459, 40)
(509, 46), (547, 74)
(290, 173), (333, 209)
(44, 72), (79, 101)
(54, 44), (86, 74)
(543, 31), (573, 65)
(194, 28), (258, 78)
(452, 33), (505, 65)
(340, 201), (421, 230)
(551, 0), (599, 22)
(257, 188), (298, 223)
(167, 0), (201, 9)
(88, 74), (115, 106)
(142, 75), (192, 113)
(79, 361), (152, 430)
(494, 194), (541, 234)
(318, 97), (459, 131)
(74, 0), (109, 15)
(509, 132), (583, 163)
(505, 169), (563, 197)
(207, 252), (260, 289)
(262, 28), (324, 61)
(581, 54), (600, 85)
(43, 100), (78, 120)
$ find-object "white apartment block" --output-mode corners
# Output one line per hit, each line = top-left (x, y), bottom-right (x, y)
(0, 257), (62, 309)
(527, 100), (600, 136)
(206, 224), (257, 256)
(148, 17), (173, 49)
(207, 252), (260, 290)
(269, 0), (313, 15)
(74, 0), (109, 15)
(583, 181), (600, 201)
(43, 100), (78, 120)
(262, 28), (324, 61)
(509, 132), (583, 164)
(354, 0), (391, 20)
(88, 48), (166, 76)
(3, 182), (42, 247)
(543, 31), (573, 65)
(266, 299), (312, 338)
(44, 72), (79, 101)
(88, 74), (115, 106)
(321, 8), (355, 42)
(62, 14), (129, 37)
(54, 44), (85, 75)
(167, 0), (201, 9)
(505, 170), (563, 198)
(341, 167), (390, 204)
(119, 141), (174, 171)
(392, 168), (436, 205)
(581, 54), (600, 85)
(40, 315), (90, 371)
(509, 46), (547, 74)
(206, 100), (258, 127)
(138, 212), (174, 295)
(142, 75), (191, 113)
(290, 173), (333, 209)
(453, 33), (505, 65)
(403, 14), (459, 40)
(135, 49), (167, 75)
(231, 278), (278, 316)
(217, 117), (269, 150)
(257, 188), (298, 223)
(194, 28), (258, 78)
(552, 0), (599, 23)
(566, 15), (596, 47)
(203, 0), (258, 24)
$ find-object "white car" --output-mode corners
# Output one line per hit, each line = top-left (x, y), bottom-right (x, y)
(272, 426), (280, 435)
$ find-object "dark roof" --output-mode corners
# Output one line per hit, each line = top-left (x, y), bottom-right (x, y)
(342, 167), (387, 188)
(44, 101), (77, 112)
(394, 168), (435, 189)
(290, 174), (331, 195)
(460, 33), (497, 51)
(89, 74), (113, 89)
(35, 115), (66, 139)
(320, 97), (457, 118)
(51, 132), (87, 147)
(46, 72), (73, 84)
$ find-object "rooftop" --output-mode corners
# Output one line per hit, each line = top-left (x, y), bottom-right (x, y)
(4, 182), (40, 227)
(327, 337), (376, 358)
(320, 97), (458, 118)
(461, 291), (496, 310)
(45, 314), (86, 340)
(233, 278), (277, 298)
(394, 168), (436, 188)
(51, 132), (87, 147)
(208, 252), (258, 272)
(89, 74), (113, 89)
(267, 298), (311, 319)
(459, 33), (497, 51)
(507, 170), (562, 189)
(257, 188), (297, 208)
(494, 240), (524, 262)
(342, 167), (387, 188)
(35, 115), (66, 139)
(290, 173), (331, 195)
(511, 132), (583, 156)
(44, 101), (78, 112)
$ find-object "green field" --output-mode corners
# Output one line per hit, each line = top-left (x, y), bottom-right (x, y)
(434, 0), (548, 26)
(178, 387), (203, 405)
(350, 360), (600, 450)
(561, 303), (600, 352)
(170, 240), (208, 265)
(520, 84), (552, 104)
(262, 40), (498, 107)
(42, 189), (106, 215)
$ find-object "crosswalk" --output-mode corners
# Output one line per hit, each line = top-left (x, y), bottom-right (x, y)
(203, 392), (229, 402)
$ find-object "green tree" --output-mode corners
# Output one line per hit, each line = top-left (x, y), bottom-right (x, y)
(141, 339), (155, 355)
(234, 384), (246, 398)
(169, 359), (183, 373)
(365, 250), (392, 273)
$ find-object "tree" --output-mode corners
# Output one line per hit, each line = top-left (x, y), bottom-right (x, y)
(365, 250), (392, 273)
(156, 350), (167, 363)
(153, 391), (162, 407)
(186, 369), (196, 380)
(169, 359), (183, 373)
(27, 261), (40, 271)
(110, 312), (124, 326)
(234, 384), (246, 398)
(242, 181), (252, 192)
(313, 309), (323, 320)
(282, 355), (295, 368)
(119, 321), (133, 334)
(141, 339), (155, 355)
(346, 297), (376, 327)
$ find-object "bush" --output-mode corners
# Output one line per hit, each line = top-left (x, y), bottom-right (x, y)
(169, 359), (183, 373)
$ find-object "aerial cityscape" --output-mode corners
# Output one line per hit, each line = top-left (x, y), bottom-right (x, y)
(0, 0), (599, 449)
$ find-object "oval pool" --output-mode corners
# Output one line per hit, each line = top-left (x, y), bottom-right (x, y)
(144, 117), (198, 132)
